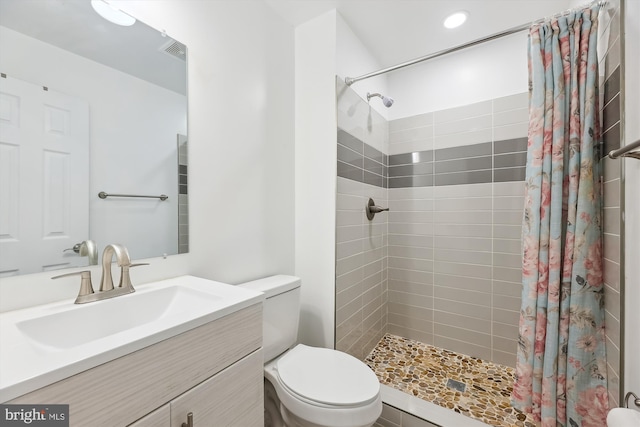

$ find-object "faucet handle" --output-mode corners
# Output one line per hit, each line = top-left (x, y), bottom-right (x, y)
(129, 263), (150, 268)
(118, 263), (149, 291)
(52, 271), (95, 304)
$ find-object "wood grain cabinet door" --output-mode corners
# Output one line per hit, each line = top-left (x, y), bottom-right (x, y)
(170, 350), (264, 427)
(128, 404), (170, 427)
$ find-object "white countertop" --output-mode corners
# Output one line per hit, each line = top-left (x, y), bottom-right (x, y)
(0, 275), (264, 402)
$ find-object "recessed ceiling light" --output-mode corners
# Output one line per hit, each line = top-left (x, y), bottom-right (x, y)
(91, 0), (136, 26)
(443, 11), (468, 29)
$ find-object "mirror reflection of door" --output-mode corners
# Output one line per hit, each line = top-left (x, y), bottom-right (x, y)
(0, 75), (89, 276)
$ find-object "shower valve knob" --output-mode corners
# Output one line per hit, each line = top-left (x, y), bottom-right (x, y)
(366, 198), (389, 220)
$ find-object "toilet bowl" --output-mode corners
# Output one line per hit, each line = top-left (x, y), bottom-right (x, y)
(264, 344), (382, 427)
(239, 275), (382, 427)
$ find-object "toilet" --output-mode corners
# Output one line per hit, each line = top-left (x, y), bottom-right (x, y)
(240, 275), (382, 427)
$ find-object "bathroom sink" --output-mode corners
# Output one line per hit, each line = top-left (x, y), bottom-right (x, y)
(0, 275), (264, 402)
(16, 285), (221, 349)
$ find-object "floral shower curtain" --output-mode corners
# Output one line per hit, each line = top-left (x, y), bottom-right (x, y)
(512, 4), (608, 427)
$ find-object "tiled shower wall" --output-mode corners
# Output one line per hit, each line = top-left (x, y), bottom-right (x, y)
(386, 94), (528, 367)
(336, 77), (528, 366)
(599, 0), (622, 408)
(336, 12), (622, 372)
(335, 78), (388, 360)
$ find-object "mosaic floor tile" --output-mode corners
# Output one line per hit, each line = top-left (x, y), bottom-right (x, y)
(365, 334), (537, 427)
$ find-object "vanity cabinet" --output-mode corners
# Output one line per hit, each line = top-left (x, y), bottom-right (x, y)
(169, 350), (263, 426)
(128, 349), (263, 427)
(129, 404), (170, 427)
(9, 304), (263, 427)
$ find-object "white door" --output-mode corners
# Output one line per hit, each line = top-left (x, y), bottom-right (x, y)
(0, 75), (89, 276)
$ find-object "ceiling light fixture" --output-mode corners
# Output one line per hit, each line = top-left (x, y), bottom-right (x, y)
(91, 0), (136, 26)
(443, 11), (468, 29)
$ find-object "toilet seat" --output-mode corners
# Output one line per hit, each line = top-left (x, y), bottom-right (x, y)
(275, 344), (379, 407)
(264, 344), (382, 427)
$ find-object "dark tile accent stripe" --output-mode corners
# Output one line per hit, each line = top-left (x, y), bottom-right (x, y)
(603, 93), (620, 132)
(389, 175), (433, 188)
(337, 128), (387, 188)
(602, 65), (621, 155)
(364, 157), (384, 176)
(178, 165), (188, 194)
(364, 171), (383, 187)
(494, 152), (527, 168)
(494, 137), (527, 154)
(389, 163), (433, 177)
(338, 144), (362, 168)
(337, 129), (363, 154)
(603, 122), (621, 153)
(494, 167), (526, 182)
(435, 156), (491, 174)
(389, 150), (433, 166)
(364, 144), (385, 165)
(604, 66), (620, 106)
(337, 130), (530, 188)
(436, 142), (491, 161)
(435, 170), (492, 186)
(337, 160), (363, 182)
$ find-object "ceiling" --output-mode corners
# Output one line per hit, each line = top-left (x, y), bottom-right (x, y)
(264, 0), (573, 69)
(0, 0), (186, 95)
(0, 0), (575, 94)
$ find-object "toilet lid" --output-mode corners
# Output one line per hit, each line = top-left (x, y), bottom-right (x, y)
(275, 344), (380, 406)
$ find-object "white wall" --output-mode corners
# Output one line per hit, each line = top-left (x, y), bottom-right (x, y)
(0, 26), (185, 261)
(295, 10), (337, 348)
(110, 1), (296, 285)
(387, 32), (529, 119)
(623, 0), (640, 404)
(293, 10), (391, 348)
(336, 13), (390, 120)
(0, 0), (295, 312)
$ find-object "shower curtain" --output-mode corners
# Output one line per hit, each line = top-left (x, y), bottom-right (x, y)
(511, 4), (608, 427)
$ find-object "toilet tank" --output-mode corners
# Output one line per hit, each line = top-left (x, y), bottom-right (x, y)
(239, 275), (301, 363)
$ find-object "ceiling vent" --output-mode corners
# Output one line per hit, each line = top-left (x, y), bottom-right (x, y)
(160, 40), (186, 62)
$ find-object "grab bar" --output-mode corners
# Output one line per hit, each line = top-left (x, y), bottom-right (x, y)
(608, 138), (640, 160)
(98, 191), (168, 201)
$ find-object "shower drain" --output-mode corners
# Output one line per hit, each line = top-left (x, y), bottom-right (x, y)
(446, 378), (467, 393)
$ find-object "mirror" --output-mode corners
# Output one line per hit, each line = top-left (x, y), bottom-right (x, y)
(0, 0), (188, 277)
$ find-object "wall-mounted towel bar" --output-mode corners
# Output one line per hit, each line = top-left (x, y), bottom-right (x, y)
(608, 138), (640, 160)
(98, 191), (168, 201)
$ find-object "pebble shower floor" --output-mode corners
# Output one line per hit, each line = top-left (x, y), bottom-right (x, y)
(365, 334), (537, 427)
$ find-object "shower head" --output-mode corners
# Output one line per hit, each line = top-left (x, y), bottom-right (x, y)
(367, 92), (394, 108)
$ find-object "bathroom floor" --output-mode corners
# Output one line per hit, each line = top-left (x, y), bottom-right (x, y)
(365, 334), (537, 427)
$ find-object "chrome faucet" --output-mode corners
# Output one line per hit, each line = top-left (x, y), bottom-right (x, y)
(100, 244), (131, 292)
(52, 244), (148, 304)
(63, 240), (98, 265)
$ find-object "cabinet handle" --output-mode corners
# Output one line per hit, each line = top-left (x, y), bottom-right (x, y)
(181, 412), (193, 427)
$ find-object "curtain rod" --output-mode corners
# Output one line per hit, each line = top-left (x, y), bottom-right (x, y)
(344, 0), (606, 86)
(345, 22), (530, 86)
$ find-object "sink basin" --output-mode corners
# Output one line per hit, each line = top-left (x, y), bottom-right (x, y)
(0, 275), (264, 402)
(16, 286), (221, 349)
